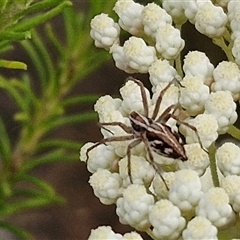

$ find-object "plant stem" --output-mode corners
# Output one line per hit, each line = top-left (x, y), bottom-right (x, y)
(208, 143), (219, 187)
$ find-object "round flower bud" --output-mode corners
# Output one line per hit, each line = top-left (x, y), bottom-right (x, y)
(110, 44), (135, 73)
(123, 37), (157, 73)
(162, 0), (187, 25)
(141, 3), (172, 38)
(152, 172), (175, 199)
(123, 232), (143, 240)
(195, 2), (227, 38)
(80, 142), (118, 173)
(230, 9), (240, 40)
(155, 24), (185, 59)
(118, 155), (155, 187)
(232, 36), (240, 66)
(149, 199), (186, 239)
(113, 0), (144, 35)
(183, 51), (214, 86)
(204, 91), (237, 134)
(180, 113), (218, 149)
(182, 216), (218, 240)
(116, 184), (154, 230)
(90, 13), (120, 49)
(221, 175), (240, 213)
(179, 75), (210, 116)
(88, 226), (122, 240)
(89, 169), (123, 204)
(211, 61), (240, 101)
(148, 59), (179, 91)
(120, 79), (151, 116)
(181, 0), (199, 23)
(216, 142), (240, 176)
(196, 187), (236, 228)
(228, 0), (240, 22)
(177, 143), (209, 176)
(169, 169), (203, 216)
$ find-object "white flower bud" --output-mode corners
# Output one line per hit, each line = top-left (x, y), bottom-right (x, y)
(123, 37), (157, 73)
(195, 2), (227, 38)
(182, 216), (218, 240)
(179, 75), (210, 115)
(221, 175), (240, 213)
(196, 187), (236, 228)
(177, 143), (209, 176)
(230, 9), (240, 40)
(216, 142), (240, 176)
(94, 95), (122, 120)
(228, 0), (240, 22)
(113, 0), (144, 35)
(204, 91), (237, 134)
(89, 169), (123, 204)
(183, 51), (214, 86)
(80, 143), (118, 173)
(232, 36), (240, 66)
(90, 13), (120, 49)
(110, 44), (135, 73)
(148, 59), (179, 90)
(123, 232), (143, 240)
(162, 0), (187, 25)
(152, 172), (175, 199)
(155, 24), (185, 59)
(211, 61), (240, 100)
(181, 0), (201, 23)
(169, 169), (203, 216)
(149, 199), (186, 239)
(88, 226), (122, 240)
(141, 3), (172, 38)
(120, 79), (151, 116)
(180, 113), (218, 149)
(118, 155), (155, 187)
(116, 184), (154, 230)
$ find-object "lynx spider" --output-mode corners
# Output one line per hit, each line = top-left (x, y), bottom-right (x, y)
(86, 78), (201, 189)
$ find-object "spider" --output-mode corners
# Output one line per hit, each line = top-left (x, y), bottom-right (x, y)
(86, 78), (200, 188)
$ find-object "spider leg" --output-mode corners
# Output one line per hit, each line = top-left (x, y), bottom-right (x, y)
(152, 78), (179, 120)
(126, 138), (142, 183)
(168, 114), (208, 154)
(142, 133), (169, 190)
(86, 135), (134, 161)
(127, 77), (149, 117)
(156, 103), (178, 123)
(99, 122), (133, 134)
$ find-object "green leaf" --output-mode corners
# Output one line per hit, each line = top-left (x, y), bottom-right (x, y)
(0, 30), (31, 41)
(0, 221), (33, 240)
(0, 116), (11, 163)
(12, 1), (72, 32)
(12, 174), (57, 196)
(38, 139), (82, 151)
(20, 150), (78, 173)
(44, 112), (97, 131)
(61, 94), (99, 107)
(0, 196), (64, 217)
(0, 59), (27, 70)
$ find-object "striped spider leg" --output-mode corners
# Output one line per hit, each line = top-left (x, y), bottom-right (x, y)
(86, 78), (191, 189)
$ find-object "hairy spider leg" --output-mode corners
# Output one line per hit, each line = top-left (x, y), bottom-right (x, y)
(127, 77), (149, 117)
(151, 78), (179, 120)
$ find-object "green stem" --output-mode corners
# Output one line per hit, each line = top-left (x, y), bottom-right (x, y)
(208, 143), (219, 187)
(212, 35), (234, 62)
(227, 125), (240, 140)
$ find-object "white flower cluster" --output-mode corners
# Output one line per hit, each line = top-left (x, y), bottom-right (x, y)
(83, 0), (240, 239)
